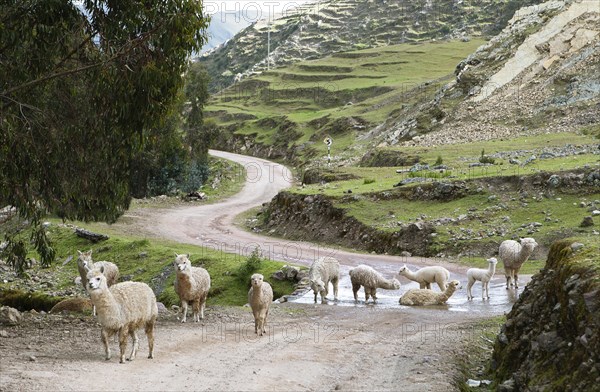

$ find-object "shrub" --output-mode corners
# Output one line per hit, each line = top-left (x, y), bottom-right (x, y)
(237, 247), (263, 284)
(479, 149), (495, 165)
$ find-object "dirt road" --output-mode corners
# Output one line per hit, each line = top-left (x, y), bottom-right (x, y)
(0, 150), (519, 391)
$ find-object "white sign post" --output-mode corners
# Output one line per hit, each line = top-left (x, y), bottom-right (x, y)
(324, 136), (333, 167)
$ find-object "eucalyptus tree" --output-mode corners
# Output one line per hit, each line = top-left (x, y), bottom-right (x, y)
(0, 0), (209, 272)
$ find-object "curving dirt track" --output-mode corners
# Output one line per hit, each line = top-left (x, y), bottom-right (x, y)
(0, 150), (527, 392)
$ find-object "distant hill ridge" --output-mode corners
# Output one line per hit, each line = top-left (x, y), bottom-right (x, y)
(200, 0), (545, 92)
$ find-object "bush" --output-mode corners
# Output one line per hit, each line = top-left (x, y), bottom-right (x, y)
(479, 149), (496, 165)
(363, 178), (376, 185)
(435, 155), (444, 166)
(237, 248), (263, 284)
(180, 160), (210, 193)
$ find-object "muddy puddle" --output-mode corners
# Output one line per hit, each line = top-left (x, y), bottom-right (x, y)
(288, 264), (527, 316)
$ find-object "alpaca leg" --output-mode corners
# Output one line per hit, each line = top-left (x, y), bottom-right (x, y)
(92, 304), (96, 317)
(419, 282), (427, 289)
(352, 282), (360, 302)
(181, 300), (188, 323)
(438, 280), (447, 291)
(145, 320), (155, 359)
(425, 282), (431, 290)
(101, 329), (111, 360)
(514, 270), (520, 289)
(313, 290), (318, 303)
(364, 288), (371, 303)
(253, 310), (259, 334)
(482, 282), (486, 300)
(118, 328), (129, 364)
(372, 288), (378, 303)
(128, 330), (139, 361)
(504, 268), (510, 289)
(263, 309), (269, 334)
(467, 280), (474, 300)
(333, 278), (339, 301)
(192, 300), (200, 323)
(199, 295), (206, 320)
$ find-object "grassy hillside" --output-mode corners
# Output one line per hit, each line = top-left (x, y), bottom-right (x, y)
(0, 224), (297, 310)
(207, 39), (486, 160)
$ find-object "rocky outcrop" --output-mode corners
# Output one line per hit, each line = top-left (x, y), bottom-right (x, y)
(260, 192), (436, 256)
(491, 239), (600, 391)
(395, 0), (600, 147)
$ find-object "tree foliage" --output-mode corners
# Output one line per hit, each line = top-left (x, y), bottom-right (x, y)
(0, 0), (208, 272)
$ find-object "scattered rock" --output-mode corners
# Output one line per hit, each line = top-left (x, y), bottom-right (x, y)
(580, 216), (594, 227)
(546, 174), (560, 187)
(570, 243), (585, 251)
(156, 302), (169, 314)
(0, 306), (22, 325)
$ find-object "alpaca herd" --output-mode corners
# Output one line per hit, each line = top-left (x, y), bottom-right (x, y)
(75, 237), (537, 362)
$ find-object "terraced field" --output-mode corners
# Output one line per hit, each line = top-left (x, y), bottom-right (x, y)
(206, 39), (486, 156)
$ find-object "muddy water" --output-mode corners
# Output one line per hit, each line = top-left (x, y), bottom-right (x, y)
(289, 264), (528, 316)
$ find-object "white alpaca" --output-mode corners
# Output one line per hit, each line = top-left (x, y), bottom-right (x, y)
(349, 264), (400, 303)
(397, 264), (450, 291)
(399, 280), (461, 306)
(77, 250), (119, 316)
(248, 273), (273, 336)
(173, 253), (211, 323)
(466, 258), (498, 300)
(77, 250), (120, 288)
(498, 238), (538, 289)
(308, 257), (340, 304)
(86, 266), (158, 363)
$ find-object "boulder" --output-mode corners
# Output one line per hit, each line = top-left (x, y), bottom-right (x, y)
(0, 306), (22, 325)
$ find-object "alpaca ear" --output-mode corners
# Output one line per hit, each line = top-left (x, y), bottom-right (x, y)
(100, 265), (105, 274)
(174, 252), (179, 257)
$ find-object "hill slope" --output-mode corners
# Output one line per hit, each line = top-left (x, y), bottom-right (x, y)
(200, 0), (545, 92)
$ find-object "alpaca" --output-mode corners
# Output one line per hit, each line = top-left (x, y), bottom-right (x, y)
(77, 249), (119, 316)
(308, 257), (340, 303)
(498, 238), (538, 289)
(397, 265), (450, 291)
(173, 253), (211, 323)
(86, 266), (158, 363)
(399, 280), (461, 306)
(349, 264), (400, 303)
(248, 273), (273, 336)
(466, 258), (498, 300)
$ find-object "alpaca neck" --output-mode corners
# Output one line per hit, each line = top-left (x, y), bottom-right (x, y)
(378, 279), (396, 290)
(520, 246), (534, 260)
(443, 286), (457, 300)
(178, 271), (196, 292)
(251, 285), (263, 299)
(403, 269), (416, 280)
(488, 263), (496, 275)
(90, 287), (121, 328)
